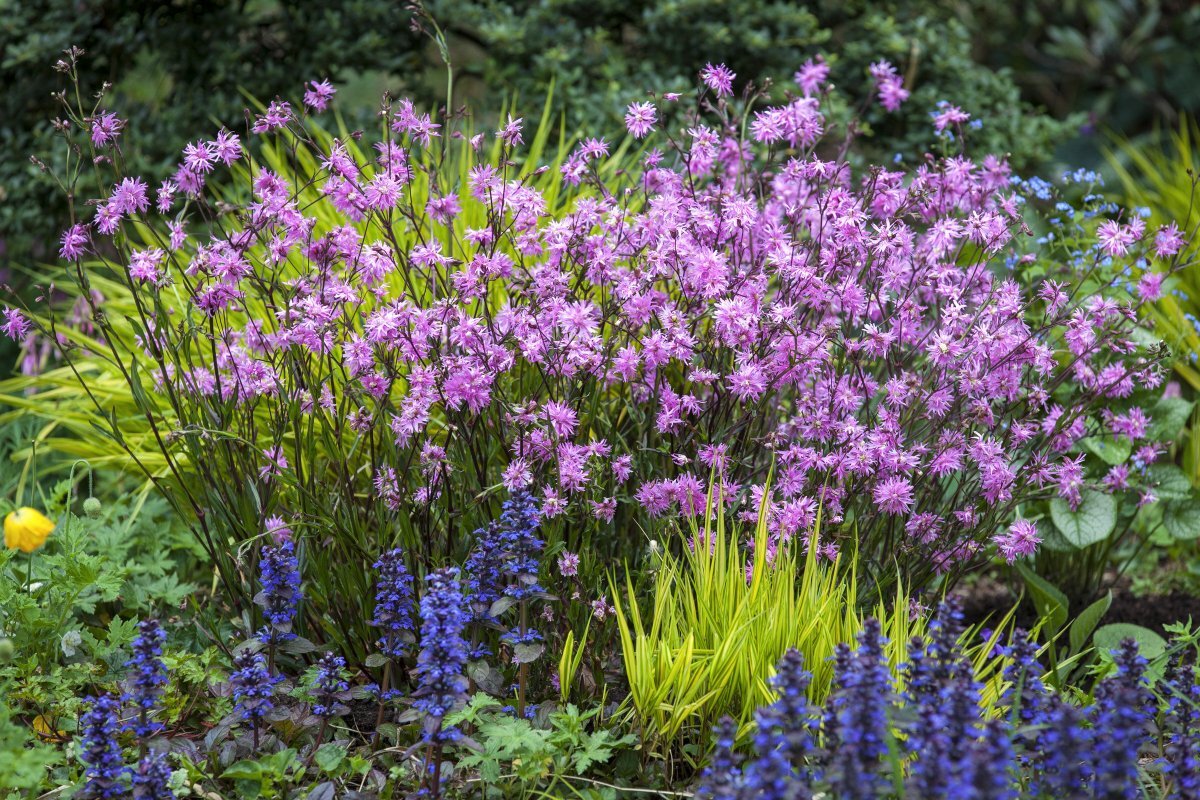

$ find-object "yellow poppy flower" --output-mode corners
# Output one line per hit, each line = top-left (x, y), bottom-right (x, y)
(4, 507), (55, 553)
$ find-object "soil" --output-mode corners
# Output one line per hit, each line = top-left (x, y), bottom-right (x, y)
(953, 574), (1200, 637)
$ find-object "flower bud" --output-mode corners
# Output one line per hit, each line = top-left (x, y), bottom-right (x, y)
(0, 638), (13, 664)
(83, 497), (102, 520)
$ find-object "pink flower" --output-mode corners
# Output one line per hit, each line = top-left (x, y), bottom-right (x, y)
(502, 459), (532, 490)
(932, 104), (970, 132)
(1132, 272), (1161, 303)
(303, 79), (336, 112)
(212, 129), (242, 165)
(590, 595), (616, 621)
(612, 455), (633, 483)
(624, 102), (657, 138)
(259, 446), (288, 480)
(544, 401), (578, 439)
(264, 516), (293, 543)
(59, 224), (88, 261)
(252, 100), (293, 134)
(700, 63), (735, 97)
(794, 56), (830, 96)
(591, 497), (617, 522)
(869, 61), (908, 111)
(1097, 220), (1136, 257)
(557, 551), (580, 577)
(128, 248), (165, 284)
(994, 519), (1040, 563)
(1, 308), (30, 341)
(873, 476), (914, 515)
(1154, 223), (1185, 258)
(496, 115), (524, 147)
(90, 111), (124, 148)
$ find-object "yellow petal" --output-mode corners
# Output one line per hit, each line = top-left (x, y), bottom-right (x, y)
(32, 714), (67, 742)
(4, 508), (55, 553)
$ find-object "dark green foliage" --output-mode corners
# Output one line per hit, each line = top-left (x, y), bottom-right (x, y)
(0, 0), (424, 262)
(2, 0), (1086, 267)
(966, 0), (1200, 162)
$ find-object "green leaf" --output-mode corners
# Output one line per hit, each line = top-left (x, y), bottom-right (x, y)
(221, 760), (264, 781)
(1035, 518), (1075, 553)
(364, 652), (389, 668)
(1014, 563), (1069, 635)
(488, 597), (517, 618)
(1069, 591), (1112, 655)
(1163, 499), (1200, 540)
(280, 636), (317, 656)
(1093, 623), (1167, 661)
(1149, 396), (1194, 440)
(1147, 464), (1192, 501)
(1080, 436), (1131, 466)
(1049, 490), (1117, 548)
(512, 642), (545, 665)
(313, 743), (346, 774)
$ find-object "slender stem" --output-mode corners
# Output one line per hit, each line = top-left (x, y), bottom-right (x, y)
(517, 600), (528, 718)
(372, 660), (392, 749)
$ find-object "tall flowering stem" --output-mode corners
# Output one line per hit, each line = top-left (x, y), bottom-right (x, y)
(78, 693), (127, 799)
(371, 547), (416, 733)
(414, 567), (469, 797)
(229, 650), (281, 750)
(255, 537), (303, 669)
(125, 619), (168, 743)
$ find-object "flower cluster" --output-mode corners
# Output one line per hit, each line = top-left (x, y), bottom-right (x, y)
(15, 55), (1188, 652)
(464, 490), (546, 657)
(414, 567), (470, 742)
(698, 606), (1200, 798)
(230, 650), (281, 724)
(309, 652), (350, 719)
(77, 693), (128, 799)
(125, 619), (168, 737)
(372, 547), (417, 660)
(132, 750), (175, 800)
(255, 538), (303, 644)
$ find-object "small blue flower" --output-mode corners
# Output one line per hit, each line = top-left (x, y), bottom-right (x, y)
(230, 650), (281, 724)
(125, 619), (167, 738)
(1091, 639), (1153, 798)
(414, 567), (470, 742)
(255, 539), (303, 645)
(310, 652), (350, 718)
(132, 749), (175, 800)
(372, 548), (416, 660)
(78, 693), (128, 799)
(696, 717), (742, 800)
(823, 619), (893, 800)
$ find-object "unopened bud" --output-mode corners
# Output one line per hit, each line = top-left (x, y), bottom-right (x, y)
(83, 497), (102, 519)
(0, 639), (14, 664)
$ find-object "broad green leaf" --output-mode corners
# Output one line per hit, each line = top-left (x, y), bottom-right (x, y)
(221, 761), (264, 780)
(1049, 490), (1116, 548)
(1036, 518), (1075, 553)
(1146, 463), (1192, 500)
(313, 743), (346, 774)
(1163, 499), (1200, 540)
(1149, 396), (1194, 440)
(513, 642), (545, 664)
(1080, 436), (1131, 466)
(1093, 623), (1167, 661)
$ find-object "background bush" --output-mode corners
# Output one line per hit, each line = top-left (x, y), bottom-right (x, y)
(14, 0), (1194, 269)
